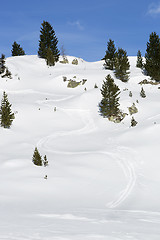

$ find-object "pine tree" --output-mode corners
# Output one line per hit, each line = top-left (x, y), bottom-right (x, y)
(144, 32), (160, 81)
(0, 54), (6, 74)
(46, 47), (55, 66)
(136, 50), (143, 68)
(11, 41), (25, 56)
(114, 48), (130, 82)
(140, 87), (146, 98)
(43, 155), (48, 167)
(129, 91), (132, 97)
(0, 92), (15, 128)
(32, 147), (43, 166)
(104, 39), (116, 70)
(38, 21), (60, 63)
(99, 74), (120, 117)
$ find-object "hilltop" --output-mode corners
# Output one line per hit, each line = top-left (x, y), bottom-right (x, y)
(0, 55), (160, 239)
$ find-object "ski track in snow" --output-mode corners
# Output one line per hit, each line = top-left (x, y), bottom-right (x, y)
(37, 97), (137, 209)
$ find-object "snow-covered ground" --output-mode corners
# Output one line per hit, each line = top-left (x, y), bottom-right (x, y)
(0, 55), (160, 239)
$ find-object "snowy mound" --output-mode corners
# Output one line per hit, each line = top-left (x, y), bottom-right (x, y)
(1, 55), (160, 239)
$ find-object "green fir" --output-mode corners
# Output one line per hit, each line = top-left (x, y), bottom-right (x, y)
(43, 155), (48, 167)
(0, 92), (15, 128)
(114, 48), (130, 82)
(11, 41), (25, 56)
(38, 21), (60, 63)
(99, 74), (120, 118)
(136, 50), (143, 68)
(32, 147), (43, 166)
(0, 54), (6, 74)
(104, 39), (116, 70)
(140, 87), (146, 98)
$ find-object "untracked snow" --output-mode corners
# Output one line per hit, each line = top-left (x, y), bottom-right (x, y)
(0, 55), (160, 239)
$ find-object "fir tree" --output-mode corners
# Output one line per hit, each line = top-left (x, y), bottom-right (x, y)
(114, 48), (130, 82)
(11, 41), (25, 56)
(46, 47), (55, 66)
(38, 21), (60, 63)
(144, 32), (160, 81)
(104, 39), (116, 70)
(0, 92), (15, 128)
(99, 74), (120, 117)
(32, 147), (43, 166)
(0, 54), (6, 74)
(140, 87), (146, 98)
(136, 50), (143, 68)
(129, 91), (132, 97)
(43, 155), (48, 167)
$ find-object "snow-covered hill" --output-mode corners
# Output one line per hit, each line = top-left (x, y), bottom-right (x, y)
(1, 55), (160, 239)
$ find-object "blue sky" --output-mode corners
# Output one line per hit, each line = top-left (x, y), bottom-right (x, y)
(1, 0), (160, 61)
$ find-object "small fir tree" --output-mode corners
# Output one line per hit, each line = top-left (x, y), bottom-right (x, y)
(32, 147), (43, 166)
(0, 54), (6, 74)
(114, 48), (130, 82)
(0, 91), (15, 128)
(136, 50), (143, 68)
(38, 21), (60, 63)
(11, 41), (25, 56)
(99, 74), (120, 118)
(104, 39), (116, 70)
(43, 155), (48, 167)
(144, 32), (160, 81)
(131, 116), (137, 127)
(129, 91), (132, 97)
(140, 87), (146, 98)
(46, 47), (55, 66)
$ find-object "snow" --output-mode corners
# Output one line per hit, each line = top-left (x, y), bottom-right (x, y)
(0, 55), (160, 239)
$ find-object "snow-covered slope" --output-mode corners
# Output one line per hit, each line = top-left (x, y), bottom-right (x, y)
(1, 55), (160, 239)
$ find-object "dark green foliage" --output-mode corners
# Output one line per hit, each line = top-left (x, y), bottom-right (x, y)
(114, 48), (130, 82)
(99, 74), (120, 117)
(144, 32), (160, 81)
(136, 50), (143, 68)
(32, 147), (43, 166)
(43, 155), (48, 167)
(38, 21), (60, 63)
(131, 116), (137, 127)
(0, 92), (15, 128)
(140, 87), (146, 98)
(46, 47), (55, 66)
(104, 39), (116, 70)
(94, 83), (98, 88)
(0, 54), (6, 74)
(11, 41), (25, 56)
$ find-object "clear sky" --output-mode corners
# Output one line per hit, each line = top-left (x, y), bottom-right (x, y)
(1, 0), (160, 61)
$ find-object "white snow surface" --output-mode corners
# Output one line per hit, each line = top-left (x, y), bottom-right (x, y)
(0, 55), (160, 239)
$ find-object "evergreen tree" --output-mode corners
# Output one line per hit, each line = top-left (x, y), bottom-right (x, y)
(0, 54), (6, 74)
(140, 87), (146, 98)
(43, 155), (48, 167)
(129, 91), (132, 97)
(136, 50), (143, 68)
(114, 48), (130, 82)
(104, 39), (116, 70)
(38, 21), (60, 63)
(32, 147), (43, 166)
(11, 41), (25, 56)
(46, 47), (55, 66)
(99, 74), (120, 117)
(0, 92), (15, 128)
(144, 32), (160, 81)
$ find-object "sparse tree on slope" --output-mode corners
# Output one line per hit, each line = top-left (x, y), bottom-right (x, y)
(38, 21), (60, 63)
(32, 147), (43, 166)
(0, 92), (15, 128)
(144, 32), (160, 81)
(11, 41), (25, 56)
(104, 39), (116, 70)
(0, 54), (6, 74)
(114, 48), (130, 82)
(99, 74), (120, 118)
(140, 87), (146, 98)
(136, 50), (143, 68)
